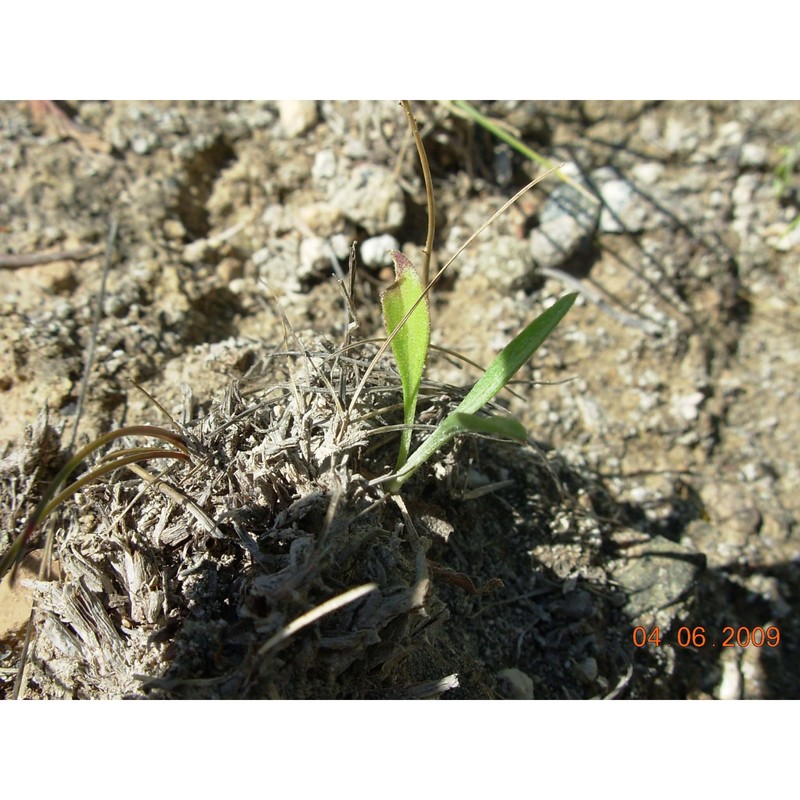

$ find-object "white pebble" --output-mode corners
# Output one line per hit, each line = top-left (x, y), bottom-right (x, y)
(278, 100), (318, 137)
(313, 150), (337, 181)
(360, 235), (399, 268)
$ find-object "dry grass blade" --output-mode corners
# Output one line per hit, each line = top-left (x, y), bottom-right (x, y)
(257, 583), (379, 658)
(125, 463), (227, 540)
(0, 426), (190, 584)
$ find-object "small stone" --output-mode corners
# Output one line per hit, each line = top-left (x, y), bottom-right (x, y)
(530, 215), (587, 269)
(253, 238), (303, 293)
(716, 119), (744, 148)
(42, 226), (62, 245)
(312, 150), (337, 181)
(131, 132), (159, 155)
(739, 142), (768, 168)
(103, 292), (130, 318)
(628, 485), (651, 505)
(632, 161), (664, 185)
(531, 168), (598, 268)
(183, 239), (213, 263)
(216, 257), (243, 284)
(299, 236), (332, 278)
(460, 235), (535, 291)
(540, 176), (598, 232)
(360, 235), (399, 268)
(576, 395), (604, 435)
(664, 116), (700, 154)
(609, 533), (704, 619)
(53, 300), (72, 320)
(261, 204), (293, 235)
(163, 219), (186, 241)
(277, 100), (318, 137)
(496, 668), (534, 699)
(331, 164), (405, 234)
(670, 391), (705, 422)
(598, 179), (648, 233)
(330, 233), (354, 260)
(296, 202), (344, 237)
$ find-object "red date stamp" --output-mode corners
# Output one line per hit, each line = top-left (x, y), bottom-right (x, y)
(632, 625), (781, 649)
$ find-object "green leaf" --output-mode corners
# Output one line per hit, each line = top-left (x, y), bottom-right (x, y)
(445, 412), (528, 441)
(386, 292), (577, 492)
(381, 251), (431, 469)
(451, 292), (578, 417)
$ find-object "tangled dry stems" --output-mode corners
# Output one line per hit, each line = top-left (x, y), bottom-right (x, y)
(10, 336), (497, 697)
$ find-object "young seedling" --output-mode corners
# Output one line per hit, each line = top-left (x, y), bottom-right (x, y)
(380, 250), (430, 470)
(371, 102), (579, 493)
(380, 256), (576, 491)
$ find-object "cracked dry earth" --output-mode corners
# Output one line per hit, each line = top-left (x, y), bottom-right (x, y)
(0, 100), (797, 699)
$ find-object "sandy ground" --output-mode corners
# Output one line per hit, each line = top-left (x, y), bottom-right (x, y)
(1, 101), (798, 698)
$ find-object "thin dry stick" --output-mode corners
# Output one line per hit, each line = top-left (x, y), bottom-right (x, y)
(340, 242), (360, 337)
(69, 217), (118, 450)
(400, 101), (435, 286)
(0, 245), (102, 269)
(126, 463), (227, 540)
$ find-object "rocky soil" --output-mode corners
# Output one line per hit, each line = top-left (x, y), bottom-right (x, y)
(0, 100), (797, 699)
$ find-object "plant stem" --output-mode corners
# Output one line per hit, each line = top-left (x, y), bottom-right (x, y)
(401, 101), (436, 287)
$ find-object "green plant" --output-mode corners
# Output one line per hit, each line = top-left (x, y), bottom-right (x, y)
(365, 102), (578, 492)
(773, 143), (798, 199)
(380, 250), (430, 471)
(328, 101), (579, 494)
(380, 250), (576, 492)
(772, 143), (800, 239)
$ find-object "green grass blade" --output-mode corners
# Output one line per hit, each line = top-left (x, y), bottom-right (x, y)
(449, 101), (599, 207)
(453, 292), (577, 416)
(386, 292), (577, 491)
(381, 251), (431, 469)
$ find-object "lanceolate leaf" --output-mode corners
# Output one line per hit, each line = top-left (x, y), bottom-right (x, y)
(387, 292), (578, 492)
(381, 251), (431, 469)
